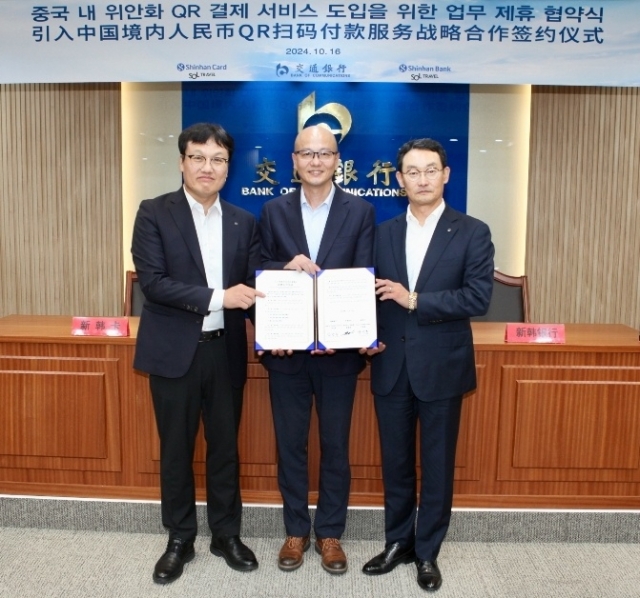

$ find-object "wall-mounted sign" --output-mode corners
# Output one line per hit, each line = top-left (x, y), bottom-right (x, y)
(1, 1), (638, 85)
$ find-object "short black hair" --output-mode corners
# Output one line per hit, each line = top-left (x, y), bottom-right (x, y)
(396, 138), (447, 171)
(178, 122), (235, 161)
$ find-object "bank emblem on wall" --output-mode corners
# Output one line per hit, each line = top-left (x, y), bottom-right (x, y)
(182, 81), (470, 222)
(297, 92), (351, 142)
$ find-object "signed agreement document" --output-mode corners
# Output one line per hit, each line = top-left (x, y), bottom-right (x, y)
(255, 267), (378, 351)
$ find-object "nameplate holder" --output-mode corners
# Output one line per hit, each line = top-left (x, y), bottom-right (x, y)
(71, 316), (130, 337)
(504, 323), (566, 344)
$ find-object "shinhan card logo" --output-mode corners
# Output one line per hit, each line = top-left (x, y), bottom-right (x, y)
(178, 63), (228, 79)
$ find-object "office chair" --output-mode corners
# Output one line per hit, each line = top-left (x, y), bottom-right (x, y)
(471, 270), (530, 323)
(123, 270), (145, 316)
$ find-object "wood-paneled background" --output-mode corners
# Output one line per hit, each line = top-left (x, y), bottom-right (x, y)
(0, 84), (122, 317)
(526, 86), (640, 328)
(1, 83), (639, 329)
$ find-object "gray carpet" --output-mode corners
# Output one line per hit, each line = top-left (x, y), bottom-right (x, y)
(3, 497), (640, 543)
(2, 498), (640, 597)
(1, 528), (640, 598)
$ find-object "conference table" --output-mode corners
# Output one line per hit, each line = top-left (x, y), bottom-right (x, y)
(1, 315), (639, 509)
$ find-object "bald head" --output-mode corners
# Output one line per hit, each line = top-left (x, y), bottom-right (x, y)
(292, 125), (340, 200)
(294, 125), (338, 152)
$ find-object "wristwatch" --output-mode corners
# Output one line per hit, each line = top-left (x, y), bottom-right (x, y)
(408, 291), (418, 312)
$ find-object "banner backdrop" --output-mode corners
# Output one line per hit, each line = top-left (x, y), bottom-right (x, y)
(1, 1), (639, 85)
(182, 82), (470, 222)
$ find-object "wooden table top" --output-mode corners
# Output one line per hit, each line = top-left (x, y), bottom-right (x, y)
(1, 315), (638, 351)
(0, 314), (138, 344)
(471, 322), (640, 351)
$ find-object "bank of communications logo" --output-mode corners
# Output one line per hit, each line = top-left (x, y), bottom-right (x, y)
(298, 92), (351, 142)
(275, 63), (289, 77)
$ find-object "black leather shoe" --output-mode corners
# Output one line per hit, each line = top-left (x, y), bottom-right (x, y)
(153, 538), (195, 584)
(210, 535), (258, 572)
(362, 542), (416, 575)
(416, 560), (442, 592)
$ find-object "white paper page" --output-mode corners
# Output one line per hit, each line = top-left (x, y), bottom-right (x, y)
(254, 270), (315, 351)
(316, 267), (378, 350)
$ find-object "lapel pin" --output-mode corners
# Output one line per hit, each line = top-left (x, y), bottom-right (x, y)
(447, 228), (452, 232)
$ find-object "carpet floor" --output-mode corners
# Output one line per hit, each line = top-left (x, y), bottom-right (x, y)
(1, 527), (639, 598)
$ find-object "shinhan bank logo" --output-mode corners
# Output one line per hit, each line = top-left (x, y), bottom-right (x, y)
(399, 64), (408, 72)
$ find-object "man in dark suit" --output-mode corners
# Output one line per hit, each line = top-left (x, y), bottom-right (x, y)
(362, 138), (494, 592)
(258, 125), (375, 574)
(132, 123), (263, 584)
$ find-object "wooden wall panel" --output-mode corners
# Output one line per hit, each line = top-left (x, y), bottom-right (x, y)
(527, 86), (640, 329)
(497, 365), (640, 483)
(239, 378), (278, 472)
(127, 326), (490, 503)
(0, 355), (121, 472)
(0, 83), (122, 318)
(2, 317), (640, 507)
(453, 365), (487, 482)
(512, 382), (640, 470)
(1, 372), (107, 458)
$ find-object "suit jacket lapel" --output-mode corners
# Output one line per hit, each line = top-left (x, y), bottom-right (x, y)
(284, 190), (311, 258)
(389, 214), (410, 288)
(316, 188), (348, 267)
(415, 205), (459, 290)
(168, 189), (207, 280)
(221, 198), (239, 288)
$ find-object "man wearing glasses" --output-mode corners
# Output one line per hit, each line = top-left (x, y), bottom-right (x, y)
(258, 125), (375, 574)
(132, 122), (263, 584)
(362, 138), (494, 592)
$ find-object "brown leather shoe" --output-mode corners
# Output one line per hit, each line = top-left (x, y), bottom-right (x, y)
(315, 538), (347, 574)
(278, 536), (310, 571)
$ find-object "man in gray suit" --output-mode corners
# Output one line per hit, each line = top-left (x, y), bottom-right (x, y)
(362, 138), (494, 592)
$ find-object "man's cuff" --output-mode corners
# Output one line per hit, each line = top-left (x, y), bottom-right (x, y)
(209, 288), (224, 312)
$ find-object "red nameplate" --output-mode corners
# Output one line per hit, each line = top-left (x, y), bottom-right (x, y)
(71, 317), (130, 337)
(504, 323), (566, 344)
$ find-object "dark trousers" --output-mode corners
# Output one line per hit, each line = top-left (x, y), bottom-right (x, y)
(269, 358), (358, 539)
(150, 336), (243, 541)
(374, 363), (463, 562)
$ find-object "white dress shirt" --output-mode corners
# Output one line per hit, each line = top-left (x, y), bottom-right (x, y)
(300, 185), (336, 263)
(405, 201), (445, 292)
(184, 187), (224, 331)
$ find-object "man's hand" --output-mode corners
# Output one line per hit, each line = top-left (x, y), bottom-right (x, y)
(310, 348), (336, 355)
(257, 349), (294, 357)
(375, 278), (411, 309)
(284, 254), (320, 275)
(359, 342), (386, 357)
(223, 284), (265, 309)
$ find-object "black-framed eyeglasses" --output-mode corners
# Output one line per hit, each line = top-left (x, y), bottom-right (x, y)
(184, 154), (229, 167)
(294, 150), (338, 162)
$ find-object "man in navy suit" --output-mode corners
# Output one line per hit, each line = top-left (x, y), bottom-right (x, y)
(259, 125), (375, 574)
(132, 123), (263, 584)
(362, 138), (494, 592)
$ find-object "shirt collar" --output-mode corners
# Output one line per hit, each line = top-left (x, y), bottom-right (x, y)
(406, 200), (445, 226)
(300, 184), (336, 210)
(184, 186), (222, 216)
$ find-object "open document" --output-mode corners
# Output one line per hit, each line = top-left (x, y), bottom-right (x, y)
(255, 267), (378, 351)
